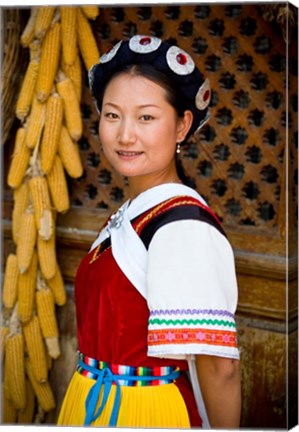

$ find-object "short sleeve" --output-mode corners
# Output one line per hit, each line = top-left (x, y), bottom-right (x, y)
(146, 220), (239, 360)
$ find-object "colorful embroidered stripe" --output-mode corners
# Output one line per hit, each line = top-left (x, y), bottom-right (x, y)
(149, 318), (236, 328)
(150, 308), (235, 318)
(76, 352), (179, 386)
(148, 328), (238, 348)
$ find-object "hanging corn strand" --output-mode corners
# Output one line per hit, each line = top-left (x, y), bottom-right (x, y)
(2, 5), (100, 424)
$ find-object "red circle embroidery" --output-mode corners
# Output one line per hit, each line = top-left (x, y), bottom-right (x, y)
(203, 90), (210, 101)
(176, 53), (187, 65)
(140, 37), (151, 46)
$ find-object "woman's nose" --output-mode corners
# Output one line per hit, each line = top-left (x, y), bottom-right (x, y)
(118, 119), (136, 145)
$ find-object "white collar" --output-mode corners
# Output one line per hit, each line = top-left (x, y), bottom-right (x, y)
(90, 183), (207, 298)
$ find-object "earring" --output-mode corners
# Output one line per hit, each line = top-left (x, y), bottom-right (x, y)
(176, 143), (181, 154)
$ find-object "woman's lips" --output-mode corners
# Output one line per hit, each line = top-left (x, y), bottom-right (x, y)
(116, 150), (144, 160)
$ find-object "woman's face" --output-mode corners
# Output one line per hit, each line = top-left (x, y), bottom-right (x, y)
(99, 73), (192, 188)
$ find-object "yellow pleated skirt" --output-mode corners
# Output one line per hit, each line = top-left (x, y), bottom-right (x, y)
(57, 371), (191, 428)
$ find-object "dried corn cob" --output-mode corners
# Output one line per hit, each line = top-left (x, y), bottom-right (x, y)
(16, 206), (37, 274)
(60, 6), (77, 65)
(36, 21), (61, 102)
(58, 126), (83, 178)
(18, 250), (38, 324)
(36, 287), (59, 338)
(40, 93), (63, 174)
(37, 231), (57, 280)
(5, 333), (27, 410)
(2, 254), (19, 309)
(81, 5), (100, 20)
(3, 349), (11, 400)
(12, 181), (30, 245)
(16, 59), (40, 122)
(76, 8), (100, 71)
(17, 378), (36, 424)
(7, 128), (31, 189)
(23, 315), (48, 383)
(47, 154), (70, 213)
(36, 287), (60, 359)
(20, 7), (38, 47)
(47, 265), (67, 306)
(26, 96), (46, 149)
(3, 395), (17, 423)
(1, 325), (9, 361)
(34, 6), (56, 40)
(25, 360), (56, 412)
(61, 51), (82, 102)
(57, 74), (82, 141)
(28, 175), (53, 240)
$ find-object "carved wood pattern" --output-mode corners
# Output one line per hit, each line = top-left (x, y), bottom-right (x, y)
(67, 4), (297, 233)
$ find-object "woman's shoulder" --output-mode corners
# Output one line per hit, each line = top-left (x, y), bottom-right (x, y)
(133, 194), (226, 249)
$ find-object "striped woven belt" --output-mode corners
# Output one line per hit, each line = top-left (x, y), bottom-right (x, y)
(76, 351), (180, 426)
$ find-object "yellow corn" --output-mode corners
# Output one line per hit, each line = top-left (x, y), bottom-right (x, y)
(60, 6), (77, 65)
(17, 207), (37, 274)
(28, 175), (53, 240)
(61, 51), (82, 102)
(18, 250), (38, 324)
(81, 5), (100, 20)
(76, 8), (100, 71)
(17, 378), (36, 424)
(7, 128), (31, 189)
(50, 155), (70, 210)
(40, 93), (63, 174)
(1, 326), (9, 362)
(12, 181), (30, 245)
(3, 350), (11, 400)
(37, 230), (57, 280)
(36, 21), (61, 102)
(20, 7), (38, 47)
(5, 333), (27, 410)
(36, 288), (59, 338)
(36, 287), (60, 359)
(57, 75), (82, 141)
(58, 126), (83, 178)
(23, 315), (48, 383)
(2, 254), (19, 309)
(16, 59), (40, 122)
(34, 6), (56, 40)
(47, 264), (67, 306)
(26, 96), (46, 149)
(3, 395), (17, 424)
(47, 154), (70, 213)
(25, 360), (56, 412)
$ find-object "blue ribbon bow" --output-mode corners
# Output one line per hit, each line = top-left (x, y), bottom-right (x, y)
(78, 358), (180, 426)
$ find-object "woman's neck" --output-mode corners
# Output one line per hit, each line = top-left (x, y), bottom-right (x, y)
(128, 172), (182, 200)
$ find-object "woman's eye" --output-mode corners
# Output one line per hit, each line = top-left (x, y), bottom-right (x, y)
(141, 114), (153, 121)
(105, 112), (118, 119)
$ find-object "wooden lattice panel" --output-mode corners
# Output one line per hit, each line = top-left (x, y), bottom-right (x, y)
(69, 3), (298, 231)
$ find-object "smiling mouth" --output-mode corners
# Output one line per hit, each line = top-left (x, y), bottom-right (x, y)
(116, 151), (144, 157)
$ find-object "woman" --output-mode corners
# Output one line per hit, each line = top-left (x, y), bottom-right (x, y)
(58, 35), (241, 429)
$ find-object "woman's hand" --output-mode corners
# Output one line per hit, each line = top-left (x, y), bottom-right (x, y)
(195, 354), (241, 428)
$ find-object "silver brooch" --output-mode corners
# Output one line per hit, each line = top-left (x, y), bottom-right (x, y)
(129, 35), (162, 54)
(195, 78), (211, 110)
(107, 207), (124, 236)
(166, 46), (195, 76)
(100, 41), (123, 64)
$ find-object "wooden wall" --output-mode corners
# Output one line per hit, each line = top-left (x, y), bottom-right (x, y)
(2, 3), (298, 428)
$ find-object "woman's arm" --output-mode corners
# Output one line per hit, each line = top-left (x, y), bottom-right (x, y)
(196, 355), (241, 428)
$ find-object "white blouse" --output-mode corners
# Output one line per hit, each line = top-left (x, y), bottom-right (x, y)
(146, 219), (239, 360)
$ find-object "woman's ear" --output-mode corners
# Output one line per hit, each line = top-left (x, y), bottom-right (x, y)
(177, 110), (193, 142)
